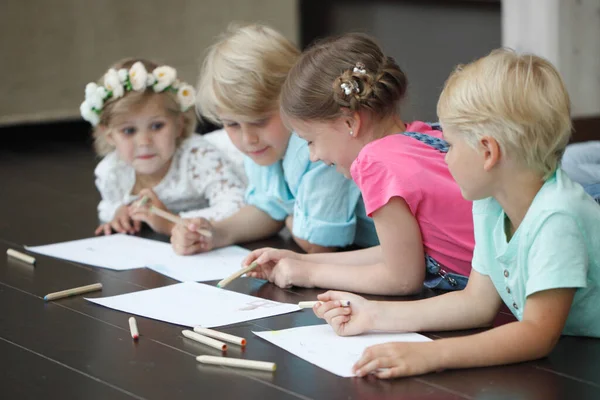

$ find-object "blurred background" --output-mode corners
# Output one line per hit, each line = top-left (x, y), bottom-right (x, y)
(0, 0), (598, 141)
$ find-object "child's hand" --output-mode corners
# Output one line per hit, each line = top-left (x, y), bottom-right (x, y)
(352, 341), (440, 379)
(95, 204), (140, 235)
(129, 189), (173, 235)
(245, 257), (312, 288)
(171, 218), (216, 255)
(314, 291), (374, 337)
(243, 247), (301, 273)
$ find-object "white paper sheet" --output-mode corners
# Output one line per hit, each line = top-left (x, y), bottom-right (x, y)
(87, 281), (300, 327)
(26, 234), (152, 270)
(146, 245), (250, 282)
(253, 324), (432, 377)
(26, 235), (250, 281)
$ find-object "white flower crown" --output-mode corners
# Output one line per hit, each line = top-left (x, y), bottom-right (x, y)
(80, 61), (196, 126)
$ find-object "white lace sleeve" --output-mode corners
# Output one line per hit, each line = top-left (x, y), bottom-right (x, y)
(178, 143), (246, 221)
(94, 153), (133, 223)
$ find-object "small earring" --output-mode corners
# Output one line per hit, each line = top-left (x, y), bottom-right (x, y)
(349, 130), (353, 136)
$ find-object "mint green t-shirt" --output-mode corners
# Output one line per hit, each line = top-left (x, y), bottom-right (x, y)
(472, 169), (600, 337)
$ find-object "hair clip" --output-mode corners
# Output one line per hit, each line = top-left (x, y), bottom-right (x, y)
(353, 62), (367, 75)
(340, 80), (360, 96)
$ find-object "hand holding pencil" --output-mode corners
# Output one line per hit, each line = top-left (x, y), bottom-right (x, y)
(313, 290), (372, 337)
(129, 190), (180, 236)
(171, 216), (218, 255)
(239, 248), (310, 289)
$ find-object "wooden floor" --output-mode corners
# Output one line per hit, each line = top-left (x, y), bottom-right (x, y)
(1, 125), (599, 399)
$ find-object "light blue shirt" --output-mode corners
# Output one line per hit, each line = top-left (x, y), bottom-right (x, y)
(244, 133), (379, 248)
(471, 169), (600, 337)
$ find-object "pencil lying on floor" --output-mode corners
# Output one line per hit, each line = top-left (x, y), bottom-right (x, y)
(298, 300), (350, 308)
(137, 196), (213, 237)
(196, 355), (276, 372)
(217, 262), (259, 288)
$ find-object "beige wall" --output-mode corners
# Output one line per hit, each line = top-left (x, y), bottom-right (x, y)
(0, 0), (298, 126)
(503, 0), (600, 119)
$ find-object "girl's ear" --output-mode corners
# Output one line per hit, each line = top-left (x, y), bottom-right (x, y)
(345, 110), (361, 138)
(480, 136), (501, 171)
(98, 125), (115, 146)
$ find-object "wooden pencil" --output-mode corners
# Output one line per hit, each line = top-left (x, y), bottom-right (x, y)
(298, 300), (350, 308)
(148, 206), (213, 238)
(6, 249), (36, 265)
(193, 327), (247, 347)
(182, 330), (227, 351)
(44, 283), (103, 301)
(196, 355), (276, 372)
(217, 262), (259, 288)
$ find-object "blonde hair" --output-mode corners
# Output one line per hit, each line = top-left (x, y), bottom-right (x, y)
(92, 58), (197, 156)
(281, 33), (408, 122)
(197, 24), (300, 124)
(437, 48), (572, 179)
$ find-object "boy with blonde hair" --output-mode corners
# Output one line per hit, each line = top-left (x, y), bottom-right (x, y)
(313, 49), (600, 379)
(171, 24), (379, 255)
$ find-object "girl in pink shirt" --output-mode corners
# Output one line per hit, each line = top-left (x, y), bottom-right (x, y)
(243, 33), (474, 295)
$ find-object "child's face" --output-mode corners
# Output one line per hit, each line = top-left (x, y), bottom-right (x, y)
(289, 117), (358, 179)
(106, 98), (182, 176)
(443, 127), (493, 201)
(220, 111), (291, 166)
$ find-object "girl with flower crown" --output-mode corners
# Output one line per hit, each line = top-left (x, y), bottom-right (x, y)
(81, 58), (245, 236)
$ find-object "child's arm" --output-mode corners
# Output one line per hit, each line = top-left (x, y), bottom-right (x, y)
(316, 269), (502, 335)
(351, 288), (575, 378)
(94, 154), (140, 235)
(245, 198), (425, 295)
(284, 216), (337, 254)
(170, 205), (284, 255)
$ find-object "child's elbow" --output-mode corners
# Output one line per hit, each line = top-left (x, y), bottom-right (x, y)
(378, 275), (423, 296)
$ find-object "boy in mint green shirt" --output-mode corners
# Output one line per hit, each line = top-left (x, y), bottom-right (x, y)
(310, 49), (600, 379)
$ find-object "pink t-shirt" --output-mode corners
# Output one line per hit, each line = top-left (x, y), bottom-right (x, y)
(350, 121), (474, 276)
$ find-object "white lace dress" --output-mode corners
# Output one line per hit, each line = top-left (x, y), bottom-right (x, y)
(95, 134), (246, 223)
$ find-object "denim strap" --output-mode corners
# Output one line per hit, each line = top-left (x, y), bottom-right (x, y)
(401, 131), (449, 153)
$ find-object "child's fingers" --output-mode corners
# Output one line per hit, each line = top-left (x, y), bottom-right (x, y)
(187, 217), (209, 230)
(119, 215), (133, 233)
(172, 226), (201, 246)
(354, 357), (394, 378)
(243, 248), (270, 266)
(133, 219), (142, 232)
(255, 249), (283, 265)
(314, 300), (346, 318)
(246, 271), (265, 279)
(317, 291), (348, 303)
(94, 224), (104, 235)
(320, 303), (351, 320)
(110, 218), (126, 233)
(171, 240), (205, 256)
(328, 314), (352, 333)
(104, 224), (112, 236)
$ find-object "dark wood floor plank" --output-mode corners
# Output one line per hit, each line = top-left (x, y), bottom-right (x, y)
(0, 337), (138, 400)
